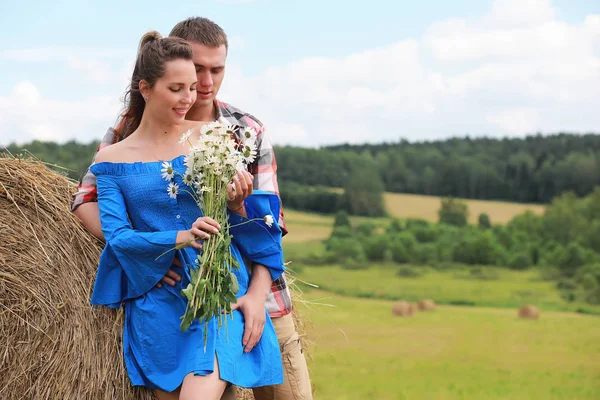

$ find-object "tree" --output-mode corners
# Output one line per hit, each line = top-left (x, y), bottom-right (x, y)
(478, 213), (492, 229)
(438, 198), (469, 227)
(341, 163), (386, 217)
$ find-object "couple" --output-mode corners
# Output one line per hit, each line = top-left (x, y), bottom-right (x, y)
(72, 17), (312, 400)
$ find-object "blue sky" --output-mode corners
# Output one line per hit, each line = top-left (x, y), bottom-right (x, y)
(1, 0), (599, 146)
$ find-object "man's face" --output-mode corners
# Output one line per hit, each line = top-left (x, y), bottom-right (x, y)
(188, 42), (227, 111)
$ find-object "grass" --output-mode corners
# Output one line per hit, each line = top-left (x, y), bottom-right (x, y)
(300, 290), (600, 400)
(292, 264), (600, 314)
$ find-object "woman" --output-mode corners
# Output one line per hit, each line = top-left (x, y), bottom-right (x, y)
(90, 31), (284, 400)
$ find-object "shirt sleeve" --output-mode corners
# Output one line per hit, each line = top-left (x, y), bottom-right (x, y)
(227, 191), (286, 282)
(90, 174), (179, 307)
(246, 124), (288, 236)
(71, 127), (118, 212)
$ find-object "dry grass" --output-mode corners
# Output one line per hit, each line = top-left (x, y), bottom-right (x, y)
(384, 192), (545, 224)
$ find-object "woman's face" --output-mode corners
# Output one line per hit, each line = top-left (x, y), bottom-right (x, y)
(143, 58), (197, 126)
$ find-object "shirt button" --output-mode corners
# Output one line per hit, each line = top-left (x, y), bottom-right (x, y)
(176, 215), (181, 219)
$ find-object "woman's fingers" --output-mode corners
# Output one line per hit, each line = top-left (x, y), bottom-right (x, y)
(190, 227), (210, 241)
(196, 216), (221, 229)
(194, 220), (220, 234)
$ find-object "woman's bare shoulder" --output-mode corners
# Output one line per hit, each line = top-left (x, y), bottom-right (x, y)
(94, 141), (130, 164)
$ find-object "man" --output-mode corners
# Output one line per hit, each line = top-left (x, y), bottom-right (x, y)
(72, 17), (312, 400)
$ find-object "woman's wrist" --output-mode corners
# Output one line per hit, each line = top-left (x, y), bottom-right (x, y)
(176, 230), (193, 247)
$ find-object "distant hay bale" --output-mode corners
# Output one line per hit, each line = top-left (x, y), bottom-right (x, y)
(391, 300), (415, 317)
(0, 156), (309, 400)
(518, 305), (540, 319)
(418, 299), (436, 311)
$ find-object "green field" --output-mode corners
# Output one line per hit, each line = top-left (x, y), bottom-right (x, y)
(282, 203), (599, 399)
(289, 264), (600, 314)
(299, 290), (600, 400)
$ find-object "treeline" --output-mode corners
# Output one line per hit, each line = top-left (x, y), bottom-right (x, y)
(316, 189), (600, 305)
(276, 133), (600, 204)
(4, 132), (600, 205)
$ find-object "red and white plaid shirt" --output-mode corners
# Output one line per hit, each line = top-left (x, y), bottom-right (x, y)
(72, 100), (292, 317)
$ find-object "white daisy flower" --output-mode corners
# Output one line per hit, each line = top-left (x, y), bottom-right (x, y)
(167, 182), (179, 199)
(243, 127), (258, 141)
(242, 143), (258, 164)
(161, 162), (175, 181)
(183, 173), (194, 186)
(179, 129), (193, 144)
(200, 121), (220, 136)
(264, 215), (274, 228)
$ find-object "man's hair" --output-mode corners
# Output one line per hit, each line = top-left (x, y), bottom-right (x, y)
(169, 17), (228, 51)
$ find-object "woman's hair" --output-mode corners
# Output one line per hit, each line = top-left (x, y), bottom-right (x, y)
(117, 31), (193, 139)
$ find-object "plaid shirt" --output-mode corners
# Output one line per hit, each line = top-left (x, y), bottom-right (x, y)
(72, 100), (292, 317)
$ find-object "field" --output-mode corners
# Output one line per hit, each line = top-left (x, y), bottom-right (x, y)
(288, 264), (600, 314)
(298, 290), (600, 400)
(383, 192), (545, 225)
(282, 192), (546, 243)
(282, 199), (599, 399)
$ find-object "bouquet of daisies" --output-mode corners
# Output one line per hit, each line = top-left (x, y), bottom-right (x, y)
(161, 121), (260, 340)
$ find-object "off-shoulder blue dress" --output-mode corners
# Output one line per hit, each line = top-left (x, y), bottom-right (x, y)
(89, 155), (285, 392)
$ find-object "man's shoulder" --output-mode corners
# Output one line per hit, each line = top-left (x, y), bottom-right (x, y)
(217, 100), (264, 130)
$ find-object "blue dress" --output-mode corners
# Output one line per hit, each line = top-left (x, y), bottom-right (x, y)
(89, 155), (285, 392)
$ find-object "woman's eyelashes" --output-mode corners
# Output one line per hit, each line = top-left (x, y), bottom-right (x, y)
(169, 86), (197, 93)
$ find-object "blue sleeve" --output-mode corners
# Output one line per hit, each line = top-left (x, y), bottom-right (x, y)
(227, 190), (285, 281)
(91, 175), (178, 307)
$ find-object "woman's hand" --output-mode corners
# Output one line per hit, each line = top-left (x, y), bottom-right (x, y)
(177, 216), (221, 249)
(227, 169), (254, 213)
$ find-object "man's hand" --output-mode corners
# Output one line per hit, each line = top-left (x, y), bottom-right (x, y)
(227, 169), (253, 212)
(231, 292), (268, 353)
(155, 257), (183, 288)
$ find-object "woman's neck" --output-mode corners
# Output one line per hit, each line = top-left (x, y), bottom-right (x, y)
(136, 115), (183, 143)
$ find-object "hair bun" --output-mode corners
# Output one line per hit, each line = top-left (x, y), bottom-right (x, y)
(138, 30), (162, 51)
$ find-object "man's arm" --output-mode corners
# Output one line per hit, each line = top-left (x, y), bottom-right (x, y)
(231, 262), (272, 353)
(246, 123), (288, 236)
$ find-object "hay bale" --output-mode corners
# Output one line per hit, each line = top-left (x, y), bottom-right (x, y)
(418, 299), (436, 311)
(391, 300), (415, 317)
(0, 157), (154, 400)
(0, 156), (310, 400)
(518, 305), (540, 319)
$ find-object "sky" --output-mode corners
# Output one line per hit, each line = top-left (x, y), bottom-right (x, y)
(0, 0), (599, 147)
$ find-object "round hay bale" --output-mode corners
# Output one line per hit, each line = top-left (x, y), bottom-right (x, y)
(418, 299), (436, 311)
(0, 157), (154, 400)
(518, 305), (540, 319)
(391, 300), (415, 317)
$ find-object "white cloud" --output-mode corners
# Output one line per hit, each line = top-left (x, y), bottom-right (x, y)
(219, 0), (600, 146)
(486, 108), (540, 134)
(1, 0), (599, 147)
(0, 81), (121, 145)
